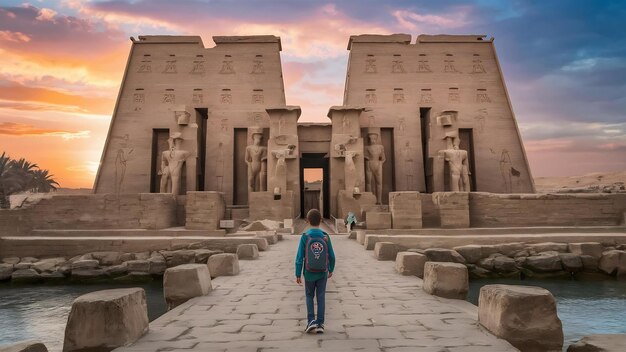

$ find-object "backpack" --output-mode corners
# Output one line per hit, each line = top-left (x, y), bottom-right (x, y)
(304, 233), (329, 273)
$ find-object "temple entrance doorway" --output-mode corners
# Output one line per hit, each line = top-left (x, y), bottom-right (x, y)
(300, 153), (330, 218)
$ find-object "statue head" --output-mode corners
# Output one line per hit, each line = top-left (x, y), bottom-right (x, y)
(453, 136), (461, 150)
(175, 111), (191, 125)
(368, 133), (379, 145)
(168, 132), (183, 149)
(252, 133), (263, 145)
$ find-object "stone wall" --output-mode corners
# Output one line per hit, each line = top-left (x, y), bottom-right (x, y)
(0, 194), (177, 234)
(185, 192), (225, 230)
(470, 192), (626, 227)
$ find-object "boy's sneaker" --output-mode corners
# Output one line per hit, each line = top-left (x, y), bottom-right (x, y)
(305, 321), (318, 333)
(316, 324), (325, 334)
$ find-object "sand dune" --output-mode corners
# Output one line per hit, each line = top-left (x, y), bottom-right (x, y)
(534, 170), (626, 193)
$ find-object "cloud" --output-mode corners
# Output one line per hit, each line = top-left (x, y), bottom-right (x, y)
(0, 30), (30, 42)
(392, 8), (471, 31)
(0, 122), (90, 140)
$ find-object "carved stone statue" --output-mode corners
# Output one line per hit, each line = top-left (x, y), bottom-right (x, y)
(440, 135), (470, 192)
(159, 132), (191, 196)
(271, 149), (288, 194)
(245, 130), (267, 194)
(344, 150), (358, 197)
(365, 132), (385, 204)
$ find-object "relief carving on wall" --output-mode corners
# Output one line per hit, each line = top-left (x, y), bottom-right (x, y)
(402, 141), (414, 188)
(392, 60), (406, 73)
(393, 90), (405, 104)
(191, 61), (205, 74)
(251, 60), (265, 74)
(417, 59), (432, 73)
(365, 58), (377, 73)
(444, 59), (460, 73)
(365, 90), (377, 105)
(115, 134), (134, 195)
(133, 93), (144, 111)
(163, 60), (177, 74)
(398, 118), (406, 136)
(137, 59), (151, 73)
(420, 90), (434, 104)
(448, 89), (460, 103)
(220, 91), (232, 104)
(474, 108), (488, 133)
(252, 91), (264, 104)
(499, 149), (521, 193)
(192, 92), (203, 104)
(472, 58), (486, 73)
(476, 90), (491, 103)
(220, 60), (235, 74)
(162, 93), (175, 104)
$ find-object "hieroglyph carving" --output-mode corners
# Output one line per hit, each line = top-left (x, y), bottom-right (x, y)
(137, 59), (151, 73)
(252, 92), (264, 104)
(163, 60), (177, 73)
(398, 118), (406, 136)
(365, 58), (377, 73)
(220, 93), (232, 104)
(159, 133), (190, 196)
(365, 91), (377, 104)
(472, 59), (486, 73)
(133, 93), (144, 111)
(476, 90), (491, 103)
(393, 91), (405, 104)
(448, 91), (460, 103)
(474, 109), (487, 133)
(251, 60), (265, 74)
(192, 93), (203, 104)
(392, 60), (406, 73)
(365, 132), (386, 204)
(162, 93), (175, 104)
(420, 91), (434, 104)
(220, 60), (235, 74)
(417, 60), (432, 73)
(191, 61), (205, 74)
(444, 59), (460, 73)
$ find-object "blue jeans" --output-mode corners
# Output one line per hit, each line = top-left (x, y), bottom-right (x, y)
(304, 276), (327, 325)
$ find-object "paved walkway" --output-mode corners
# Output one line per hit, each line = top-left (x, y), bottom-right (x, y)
(118, 231), (517, 352)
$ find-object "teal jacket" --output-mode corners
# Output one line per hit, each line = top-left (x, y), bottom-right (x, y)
(295, 227), (336, 281)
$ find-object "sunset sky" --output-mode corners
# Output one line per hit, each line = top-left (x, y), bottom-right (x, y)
(0, 0), (625, 188)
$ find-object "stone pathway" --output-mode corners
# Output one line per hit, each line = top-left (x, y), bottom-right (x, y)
(117, 231), (517, 352)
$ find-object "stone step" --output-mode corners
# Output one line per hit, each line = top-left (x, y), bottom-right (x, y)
(0, 236), (270, 258)
(28, 228), (225, 238)
(364, 225), (626, 236)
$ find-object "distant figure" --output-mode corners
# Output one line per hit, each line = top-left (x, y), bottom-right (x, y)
(295, 209), (336, 334)
(345, 212), (357, 232)
(365, 132), (386, 204)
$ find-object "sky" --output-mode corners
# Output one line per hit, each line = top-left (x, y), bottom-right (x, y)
(0, 0), (625, 189)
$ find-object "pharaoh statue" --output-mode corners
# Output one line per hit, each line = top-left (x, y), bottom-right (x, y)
(159, 132), (191, 196)
(365, 132), (385, 204)
(245, 129), (267, 194)
(440, 134), (470, 192)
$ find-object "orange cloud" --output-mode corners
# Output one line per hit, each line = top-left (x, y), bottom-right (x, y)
(0, 122), (90, 140)
(0, 83), (114, 114)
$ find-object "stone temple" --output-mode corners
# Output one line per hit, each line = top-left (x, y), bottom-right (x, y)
(92, 34), (534, 222)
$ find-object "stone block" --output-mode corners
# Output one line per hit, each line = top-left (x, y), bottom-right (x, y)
(453, 245), (482, 264)
(389, 192), (422, 229)
(559, 253), (583, 272)
(0, 340), (48, 352)
(493, 256), (518, 273)
(11, 269), (42, 283)
(422, 262), (468, 299)
(348, 231), (357, 240)
(2, 257), (20, 265)
(71, 260), (99, 270)
(580, 255), (599, 272)
(193, 249), (223, 263)
(126, 260), (150, 273)
(0, 263), (14, 281)
(356, 230), (367, 245)
(236, 244), (259, 260)
(598, 250), (626, 276)
(524, 253), (563, 272)
(207, 253), (240, 277)
(248, 191), (295, 221)
(478, 284), (563, 351)
(424, 248), (466, 264)
(90, 252), (123, 266)
(374, 242), (397, 261)
(394, 252), (427, 277)
(528, 242), (568, 253)
(32, 258), (66, 273)
(185, 192), (225, 230)
(432, 192), (469, 228)
(366, 212), (391, 230)
(63, 288), (148, 352)
(337, 189), (376, 220)
(160, 250), (196, 267)
(567, 334), (626, 352)
(163, 264), (212, 309)
(568, 242), (604, 259)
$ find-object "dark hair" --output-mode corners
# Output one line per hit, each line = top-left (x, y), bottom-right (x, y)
(306, 209), (322, 226)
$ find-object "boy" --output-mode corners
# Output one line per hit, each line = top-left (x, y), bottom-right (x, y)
(295, 209), (336, 334)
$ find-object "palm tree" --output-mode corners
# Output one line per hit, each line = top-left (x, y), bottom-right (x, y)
(0, 153), (60, 209)
(32, 169), (60, 193)
(0, 153), (22, 209)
